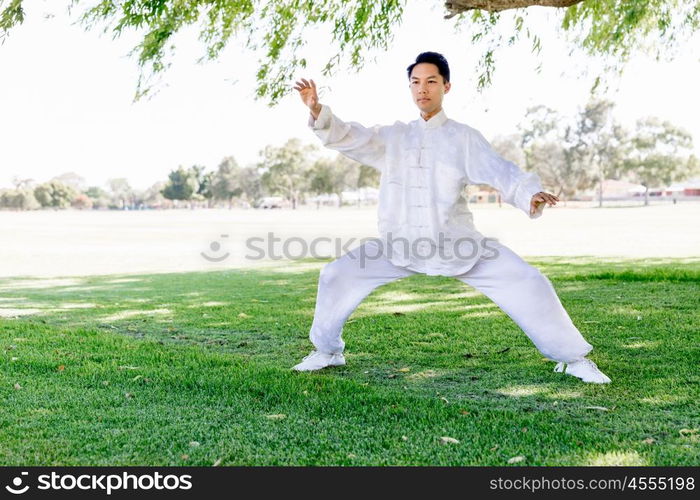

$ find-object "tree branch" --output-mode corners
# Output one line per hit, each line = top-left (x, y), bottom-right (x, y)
(444, 0), (584, 18)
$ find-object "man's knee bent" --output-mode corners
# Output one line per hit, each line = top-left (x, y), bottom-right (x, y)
(319, 260), (344, 289)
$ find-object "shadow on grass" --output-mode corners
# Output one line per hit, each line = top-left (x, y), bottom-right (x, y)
(1, 256), (699, 464)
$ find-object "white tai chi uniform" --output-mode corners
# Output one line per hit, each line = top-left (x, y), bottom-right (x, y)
(305, 105), (594, 363)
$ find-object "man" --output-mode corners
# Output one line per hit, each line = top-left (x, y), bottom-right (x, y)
(291, 52), (610, 383)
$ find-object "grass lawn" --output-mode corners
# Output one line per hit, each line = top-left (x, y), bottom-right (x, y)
(1, 257), (698, 466)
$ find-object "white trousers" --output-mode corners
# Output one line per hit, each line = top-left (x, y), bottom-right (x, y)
(308, 239), (594, 363)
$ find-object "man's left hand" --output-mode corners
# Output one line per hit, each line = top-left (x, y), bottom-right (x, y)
(530, 191), (559, 216)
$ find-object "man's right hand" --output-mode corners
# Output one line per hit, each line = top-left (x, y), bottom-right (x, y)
(294, 78), (322, 120)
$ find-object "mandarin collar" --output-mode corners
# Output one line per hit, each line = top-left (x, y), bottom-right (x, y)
(417, 108), (448, 130)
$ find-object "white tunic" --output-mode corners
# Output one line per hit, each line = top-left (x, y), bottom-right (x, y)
(308, 104), (545, 276)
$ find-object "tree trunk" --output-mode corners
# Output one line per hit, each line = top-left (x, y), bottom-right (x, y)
(555, 187), (566, 206)
(598, 177), (603, 208)
(644, 186), (649, 206)
(444, 0), (583, 17)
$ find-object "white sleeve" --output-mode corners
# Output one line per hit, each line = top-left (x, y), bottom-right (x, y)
(466, 128), (545, 219)
(307, 104), (386, 171)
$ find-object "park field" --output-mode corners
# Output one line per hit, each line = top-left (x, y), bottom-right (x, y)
(0, 253), (698, 465)
(1, 201), (699, 278)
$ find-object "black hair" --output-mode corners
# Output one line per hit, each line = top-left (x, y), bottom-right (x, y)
(406, 52), (450, 83)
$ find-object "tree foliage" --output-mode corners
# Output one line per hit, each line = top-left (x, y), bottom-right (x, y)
(518, 104), (595, 199)
(107, 177), (135, 208)
(33, 180), (78, 208)
(1, 0), (696, 104)
(188, 164), (214, 204)
(259, 138), (316, 208)
(515, 99), (697, 205)
(622, 117), (698, 205)
(84, 185), (112, 209)
(0, 188), (40, 210)
(211, 156), (244, 203)
(161, 166), (198, 201)
(307, 154), (360, 207)
(211, 156), (263, 206)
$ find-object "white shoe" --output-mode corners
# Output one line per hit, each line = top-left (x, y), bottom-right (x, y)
(292, 350), (346, 372)
(554, 357), (611, 384)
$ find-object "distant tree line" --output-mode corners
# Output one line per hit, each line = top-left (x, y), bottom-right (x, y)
(0, 139), (379, 211)
(492, 99), (698, 207)
(1, 99), (697, 210)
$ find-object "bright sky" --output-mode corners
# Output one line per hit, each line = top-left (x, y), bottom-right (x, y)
(1, 0), (698, 191)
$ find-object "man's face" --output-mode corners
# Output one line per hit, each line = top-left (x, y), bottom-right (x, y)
(409, 62), (451, 114)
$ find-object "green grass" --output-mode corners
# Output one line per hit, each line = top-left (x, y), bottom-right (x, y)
(1, 256), (699, 466)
